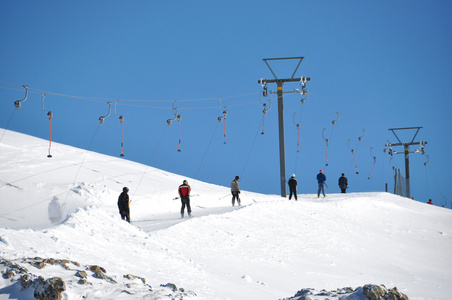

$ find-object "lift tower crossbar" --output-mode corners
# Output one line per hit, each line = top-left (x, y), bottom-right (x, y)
(387, 127), (427, 199)
(258, 57), (309, 197)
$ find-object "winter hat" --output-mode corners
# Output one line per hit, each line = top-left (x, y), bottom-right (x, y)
(123, 187), (129, 192)
(291, 174), (295, 177)
(320, 170), (323, 173)
(183, 180), (188, 184)
(235, 176), (240, 180)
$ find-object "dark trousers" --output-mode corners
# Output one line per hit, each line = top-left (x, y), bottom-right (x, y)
(289, 189), (297, 200)
(180, 197), (191, 215)
(120, 212), (130, 223)
(340, 188), (346, 193)
(232, 191), (240, 206)
(318, 183), (325, 197)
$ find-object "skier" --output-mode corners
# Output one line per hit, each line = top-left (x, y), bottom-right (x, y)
(288, 174), (298, 200)
(338, 173), (348, 193)
(118, 187), (130, 223)
(427, 199), (433, 205)
(178, 180), (191, 218)
(48, 196), (63, 224)
(316, 170), (327, 198)
(230, 176), (241, 206)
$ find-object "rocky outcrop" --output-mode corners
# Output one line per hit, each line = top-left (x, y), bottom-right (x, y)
(283, 284), (409, 300)
(1, 257), (197, 299)
(34, 277), (66, 300)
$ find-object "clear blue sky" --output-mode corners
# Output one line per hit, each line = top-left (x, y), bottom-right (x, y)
(1, 1), (451, 207)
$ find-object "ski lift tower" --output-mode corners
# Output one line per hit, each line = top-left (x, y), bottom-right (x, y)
(386, 127), (427, 199)
(258, 57), (310, 197)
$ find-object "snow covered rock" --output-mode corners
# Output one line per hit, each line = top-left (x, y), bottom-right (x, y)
(362, 284), (408, 300)
(284, 284), (409, 300)
(34, 276), (66, 300)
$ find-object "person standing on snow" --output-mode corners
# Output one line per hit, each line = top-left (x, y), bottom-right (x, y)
(288, 174), (298, 200)
(48, 196), (64, 224)
(316, 170), (327, 198)
(118, 187), (130, 223)
(230, 176), (241, 206)
(338, 173), (348, 193)
(178, 180), (191, 218)
(427, 199), (433, 205)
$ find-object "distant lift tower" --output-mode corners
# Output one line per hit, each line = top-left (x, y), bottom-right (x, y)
(258, 57), (310, 197)
(386, 127), (427, 199)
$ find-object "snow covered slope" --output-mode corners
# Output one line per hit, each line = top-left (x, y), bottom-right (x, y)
(0, 129), (451, 299)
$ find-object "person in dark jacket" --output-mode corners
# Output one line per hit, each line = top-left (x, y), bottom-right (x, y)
(118, 187), (130, 223)
(230, 176), (241, 206)
(288, 174), (298, 200)
(179, 180), (191, 218)
(338, 173), (348, 193)
(316, 170), (326, 198)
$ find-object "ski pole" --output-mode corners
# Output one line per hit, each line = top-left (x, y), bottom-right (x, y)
(219, 194), (230, 200)
(173, 194), (199, 200)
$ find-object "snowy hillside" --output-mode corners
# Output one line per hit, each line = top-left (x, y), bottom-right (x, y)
(0, 129), (451, 300)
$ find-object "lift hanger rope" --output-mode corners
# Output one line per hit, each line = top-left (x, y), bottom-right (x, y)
(114, 100), (125, 157)
(41, 93), (53, 158)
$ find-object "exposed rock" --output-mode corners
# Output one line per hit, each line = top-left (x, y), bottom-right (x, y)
(283, 284), (409, 300)
(3, 257), (199, 299)
(72, 261), (81, 267)
(78, 278), (89, 285)
(160, 282), (178, 292)
(75, 270), (87, 278)
(124, 273), (146, 284)
(1, 262), (28, 279)
(4, 269), (15, 279)
(93, 270), (107, 280)
(88, 265), (106, 273)
(91, 268), (116, 284)
(388, 287), (409, 300)
(363, 284), (386, 300)
(43, 259), (57, 265)
(20, 274), (34, 290)
(33, 262), (46, 269)
(0, 259), (13, 266)
(34, 277), (66, 300)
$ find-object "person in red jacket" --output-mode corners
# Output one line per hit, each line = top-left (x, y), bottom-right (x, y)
(178, 180), (191, 218)
(427, 199), (433, 205)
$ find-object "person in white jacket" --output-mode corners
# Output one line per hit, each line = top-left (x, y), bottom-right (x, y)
(48, 196), (64, 224)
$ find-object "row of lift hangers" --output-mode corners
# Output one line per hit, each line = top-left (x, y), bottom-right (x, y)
(259, 77), (375, 177)
(11, 84), (428, 178)
(11, 84), (289, 158)
(13, 85), (125, 158)
(259, 77), (428, 179)
(12, 85), (238, 157)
